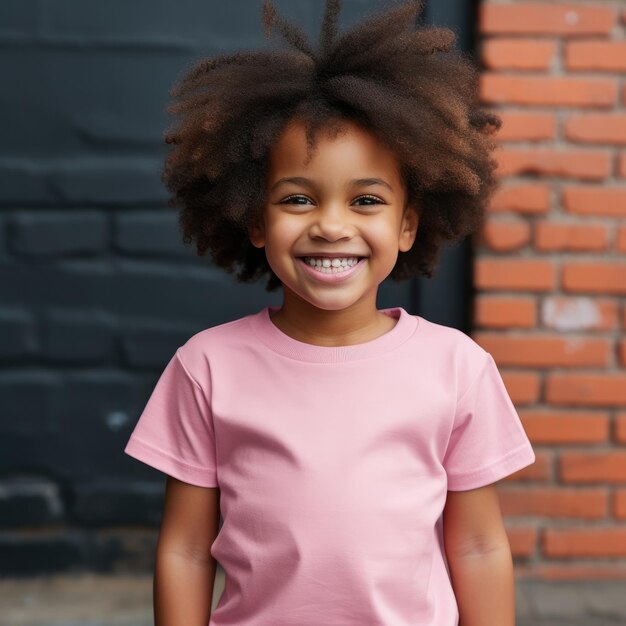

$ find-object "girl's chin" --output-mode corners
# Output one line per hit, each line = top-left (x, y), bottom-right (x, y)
(287, 292), (388, 318)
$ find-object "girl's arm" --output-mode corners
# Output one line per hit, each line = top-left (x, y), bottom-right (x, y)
(154, 476), (221, 626)
(442, 483), (515, 626)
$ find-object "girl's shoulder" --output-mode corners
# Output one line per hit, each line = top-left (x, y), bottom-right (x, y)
(415, 314), (488, 362)
(176, 308), (260, 372)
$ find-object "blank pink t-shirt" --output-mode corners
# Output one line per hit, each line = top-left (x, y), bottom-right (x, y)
(124, 305), (536, 625)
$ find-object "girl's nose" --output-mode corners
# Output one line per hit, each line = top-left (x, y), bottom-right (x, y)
(309, 205), (355, 240)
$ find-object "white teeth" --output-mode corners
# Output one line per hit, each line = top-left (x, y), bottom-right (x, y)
(302, 256), (362, 273)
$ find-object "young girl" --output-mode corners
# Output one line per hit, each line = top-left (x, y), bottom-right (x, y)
(124, 1), (536, 624)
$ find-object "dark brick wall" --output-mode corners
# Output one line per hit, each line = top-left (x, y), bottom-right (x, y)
(0, 0), (468, 575)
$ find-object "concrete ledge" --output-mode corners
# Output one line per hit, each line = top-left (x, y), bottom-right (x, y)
(1, 572), (624, 625)
(517, 579), (626, 625)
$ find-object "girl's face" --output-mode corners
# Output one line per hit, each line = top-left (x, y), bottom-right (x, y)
(250, 116), (418, 314)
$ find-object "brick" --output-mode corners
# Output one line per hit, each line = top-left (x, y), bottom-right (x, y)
(494, 112), (556, 142)
(544, 527), (626, 557)
(88, 528), (158, 573)
(9, 211), (107, 256)
(480, 74), (617, 107)
(520, 563), (626, 580)
(495, 148), (610, 181)
(114, 212), (185, 256)
(36, 4), (261, 43)
(500, 370), (540, 404)
(59, 159), (165, 206)
(42, 309), (116, 362)
(514, 449), (551, 481)
(478, 219), (530, 251)
(561, 451), (626, 483)
(0, 217), (6, 257)
(615, 412), (626, 443)
(474, 295), (536, 328)
(475, 258), (555, 291)
(0, 3), (40, 33)
(0, 378), (56, 440)
(505, 526), (537, 557)
(0, 532), (85, 575)
(499, 487), (607, 518)
(534, 221), (609, 252)
(0, 168), (51, 205)
(562, 262), (626, 294)
(618, 153), (626, 178)
(501, 465), (534, 484)
(71, 482), (164, 526)
(619, 338), (626, 368)
(519, 410), (609, 444)
(563, 186), (626, 217)
(0, 528), (158, 576)
(566, 41), (626, 71)
(0, 374), (157, 482)
(479, 4), (615, 36)
(0, 478), (64, 526)
(0, 158), (166, 206)
(0, 261), (226, 347)
(618, 227), (626, 253)
(488, 183), (550, 214)
(122, 326), (190, 368)
(474, 333), (610, 367)
(565, 113), (626, 144)
(481, 38), (557, 70)
(615, 490), (626, 519)
(546, 373), (626, 406)
(541, 296), (618, 331)
(0, 310), (37, 359)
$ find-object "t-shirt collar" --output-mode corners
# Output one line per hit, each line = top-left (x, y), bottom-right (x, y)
(248, 304), (419, 363)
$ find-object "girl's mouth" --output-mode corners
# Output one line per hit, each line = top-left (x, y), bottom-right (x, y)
(296, 256), (367, 283)
(301, 256), (364, 272)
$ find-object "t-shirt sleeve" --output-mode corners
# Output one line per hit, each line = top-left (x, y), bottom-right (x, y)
(443, 351), (536, 491)
(124, 347), (218, 488)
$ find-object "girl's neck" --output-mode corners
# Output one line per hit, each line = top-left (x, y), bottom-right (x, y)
(268, 292), (397, 347)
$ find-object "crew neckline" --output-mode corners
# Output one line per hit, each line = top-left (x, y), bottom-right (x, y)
(248, 305), (419, 363)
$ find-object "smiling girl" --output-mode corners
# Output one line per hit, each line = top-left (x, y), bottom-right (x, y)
(250, 114), (417, 343)
(124, 1), (536, 625)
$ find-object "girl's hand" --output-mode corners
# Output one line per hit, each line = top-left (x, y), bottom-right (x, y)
(443, 483), (515, 626)
(154, 476), (221, 626)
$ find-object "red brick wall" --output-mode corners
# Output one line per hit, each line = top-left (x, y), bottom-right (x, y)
(475, 1), (626, 580)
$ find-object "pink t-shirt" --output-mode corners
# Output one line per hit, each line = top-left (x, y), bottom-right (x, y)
(124, 305), (535, 626)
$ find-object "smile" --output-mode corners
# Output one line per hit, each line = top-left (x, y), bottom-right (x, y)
(302, 256), (362, 272)
(296, 257), (367, 283)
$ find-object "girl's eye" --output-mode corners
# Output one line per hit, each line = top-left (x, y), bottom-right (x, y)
(280, 194), (383, 206)
(280, 195), (311, 205)
(354, 195), (383, 206)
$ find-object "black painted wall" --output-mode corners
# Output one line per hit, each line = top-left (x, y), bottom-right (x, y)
(0, 0), (474, 575)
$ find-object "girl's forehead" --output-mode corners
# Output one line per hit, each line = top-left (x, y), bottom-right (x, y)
(268, 117), (403, 184)
(274, 116), (381, 152)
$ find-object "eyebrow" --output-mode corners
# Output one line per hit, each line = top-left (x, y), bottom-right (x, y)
(270, 176), (394, 193)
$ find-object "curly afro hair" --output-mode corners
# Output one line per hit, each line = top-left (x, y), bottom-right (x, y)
(162, 0), (501, 292)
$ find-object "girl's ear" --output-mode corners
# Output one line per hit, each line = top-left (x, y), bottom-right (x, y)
(249, 217), (266, 249)
(398, 204), (419, 253)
